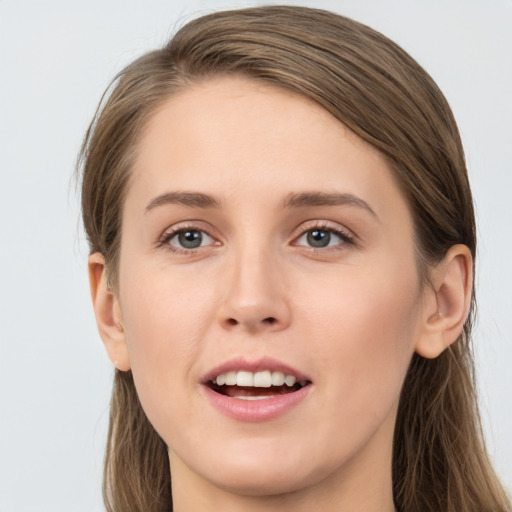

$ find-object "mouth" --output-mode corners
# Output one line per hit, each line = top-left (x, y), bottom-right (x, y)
(200, 357), (312, 421)
(206, 370), (311, 400)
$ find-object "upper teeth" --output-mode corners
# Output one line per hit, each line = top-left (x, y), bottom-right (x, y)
(213, 370), (298, 388)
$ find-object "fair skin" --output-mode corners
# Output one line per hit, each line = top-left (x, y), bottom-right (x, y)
(89, 77), (472, 512)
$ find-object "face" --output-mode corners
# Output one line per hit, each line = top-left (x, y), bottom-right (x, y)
(115, 77), (427, 497)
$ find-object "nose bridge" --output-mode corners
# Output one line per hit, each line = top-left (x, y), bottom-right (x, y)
(220, 233), (290, 332)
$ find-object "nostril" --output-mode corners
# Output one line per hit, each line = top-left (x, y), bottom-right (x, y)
(226, 317), (276, 327)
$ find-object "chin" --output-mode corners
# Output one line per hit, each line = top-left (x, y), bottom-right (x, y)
(208, 462), (314, 497)
(189, 438), (337, 497)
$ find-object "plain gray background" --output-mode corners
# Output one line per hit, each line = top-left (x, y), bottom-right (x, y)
(0, 1), (511, 510)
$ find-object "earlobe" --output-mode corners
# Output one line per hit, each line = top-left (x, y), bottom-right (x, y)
(88, 253), (131, 371)
(415, 244), (473, 359)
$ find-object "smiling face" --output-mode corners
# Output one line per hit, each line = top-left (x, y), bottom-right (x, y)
(108, 76), (429, 504)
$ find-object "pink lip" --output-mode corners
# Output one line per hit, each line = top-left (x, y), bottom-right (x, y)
(200, 356), (312, 422)
(202, 385), (311, 422)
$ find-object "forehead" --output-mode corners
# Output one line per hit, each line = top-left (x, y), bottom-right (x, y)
(127, 76), (409, 223)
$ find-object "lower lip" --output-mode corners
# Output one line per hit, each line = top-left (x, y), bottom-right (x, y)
(202, 385), (311, 422)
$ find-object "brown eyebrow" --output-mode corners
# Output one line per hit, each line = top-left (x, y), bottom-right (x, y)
(145, 191), (221, 212)
(283, 192), (378, 218)
(145, 190), (376, 218)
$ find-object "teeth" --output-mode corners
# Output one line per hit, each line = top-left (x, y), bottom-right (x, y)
(236, 371), (253, 387)
(214, 370), (300, 388)
(253, 371), (272, 387)
(284, 375), (296, 387)
(271, 371), (285, 386)
(233, 395), (273, 400)
(225, 371), (237, 386)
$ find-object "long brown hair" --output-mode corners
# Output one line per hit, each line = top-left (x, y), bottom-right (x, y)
(78, 6), (511, 512)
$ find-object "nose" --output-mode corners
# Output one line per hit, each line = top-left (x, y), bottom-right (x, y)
(218, 245), (291, 334)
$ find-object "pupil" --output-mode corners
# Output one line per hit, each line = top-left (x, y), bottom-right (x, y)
(178, 230), (202, 248)
(307, 229), (330, 247)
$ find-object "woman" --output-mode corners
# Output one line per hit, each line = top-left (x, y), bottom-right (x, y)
(79, 5), (511, 512)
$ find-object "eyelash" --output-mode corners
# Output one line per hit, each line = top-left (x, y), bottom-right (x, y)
(158, 221), (355, 255)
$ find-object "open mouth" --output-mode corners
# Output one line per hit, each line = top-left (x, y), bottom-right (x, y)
(206, 370), (311, 400)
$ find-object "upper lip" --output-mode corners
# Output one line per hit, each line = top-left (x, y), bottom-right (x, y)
(200, 356), (311, 384)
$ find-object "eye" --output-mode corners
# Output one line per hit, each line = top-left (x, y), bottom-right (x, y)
(294, 226), (353, 249)
(166, 229), (215, 250)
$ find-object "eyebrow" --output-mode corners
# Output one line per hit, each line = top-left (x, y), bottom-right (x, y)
(283, 192), (377, 218)
(144, 190), (377, 218)
(145, 191), (221, 212)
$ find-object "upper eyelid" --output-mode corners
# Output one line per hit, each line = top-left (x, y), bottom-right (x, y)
(159, 221), (218, 241)
(292, 219), (355, 239)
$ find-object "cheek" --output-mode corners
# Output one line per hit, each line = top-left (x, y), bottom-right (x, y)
(300, 258), (421, 408)
(118, 264), (218, 412)
(122, 260), (215, 345)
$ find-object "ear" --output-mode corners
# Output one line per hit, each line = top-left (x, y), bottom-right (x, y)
(415, 244), (473, 359)
(88, 252), (131, 371)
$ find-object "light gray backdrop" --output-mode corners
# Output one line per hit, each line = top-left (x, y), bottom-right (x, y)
(0, 1), (510, 510)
